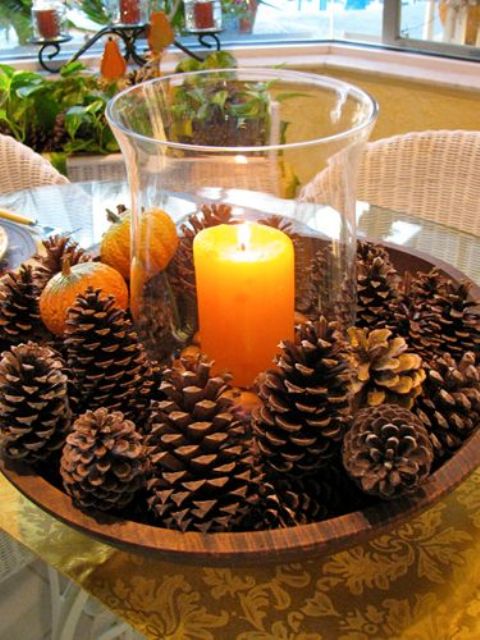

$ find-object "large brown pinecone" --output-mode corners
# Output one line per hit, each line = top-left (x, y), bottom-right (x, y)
(167, 203), (234, 298)
(64, 288), (155, 423)
(0, 342), (71, 462)
(343, 404), (434, 499)
(415, 351), (480, 462)
(253, 317), (352, 474)
(349, 327), (425, 409)
(60, 408), (148, 512)
(145, 358), (257, 533)
(413, 277), (480, 364)
(356, 240), (399, 330)
(34, 235), (92, 289)
(0, 265), (43, 349)
(391, 269), (480, 365)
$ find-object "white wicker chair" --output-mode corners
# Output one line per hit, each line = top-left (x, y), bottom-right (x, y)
(0, 133), (69, 194)
(356, 130), (480, 236)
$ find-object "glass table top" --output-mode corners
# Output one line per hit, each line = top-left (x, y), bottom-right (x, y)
(0, 179), (479, 285)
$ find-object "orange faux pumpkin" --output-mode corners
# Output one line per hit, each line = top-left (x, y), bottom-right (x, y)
(100, 207), (178, 280)
(100, 37), (127, 81)
(39, 259), (129, 335)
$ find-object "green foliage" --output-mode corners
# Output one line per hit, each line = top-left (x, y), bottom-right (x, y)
(0, 62), (119, 160)
(79, 0), (111, 25)
(0, 0), (33, 45)
(171, 53), (296, 146)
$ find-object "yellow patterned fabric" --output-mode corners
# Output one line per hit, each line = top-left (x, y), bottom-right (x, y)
(1, 470), (480, 639)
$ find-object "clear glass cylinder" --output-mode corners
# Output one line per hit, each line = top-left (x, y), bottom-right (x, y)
(106, 68), (377, 388)
(32, 0), (67, 39)
(184, 0), (222, 32)
(109, 0), (150, 25)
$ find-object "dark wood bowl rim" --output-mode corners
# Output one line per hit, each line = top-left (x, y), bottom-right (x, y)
(1, 242), (479, 566)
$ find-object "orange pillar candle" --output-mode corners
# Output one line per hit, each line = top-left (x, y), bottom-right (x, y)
(193, 222), (295, 387)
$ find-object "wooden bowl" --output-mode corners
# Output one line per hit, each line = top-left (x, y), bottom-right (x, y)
(1, 243), (479, 566)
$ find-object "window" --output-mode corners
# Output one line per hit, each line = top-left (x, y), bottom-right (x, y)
(0, 0), (479, 65)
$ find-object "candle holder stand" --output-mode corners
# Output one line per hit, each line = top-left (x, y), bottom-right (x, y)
(30, 33), (73, 72)
(31, 22), (222, 73)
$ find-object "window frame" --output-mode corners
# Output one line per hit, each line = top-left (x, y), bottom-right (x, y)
(383, 0), (480, 61)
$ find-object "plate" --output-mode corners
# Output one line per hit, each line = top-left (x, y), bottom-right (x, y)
(0, 226), (7, 261)
(0, 220), (38, 270)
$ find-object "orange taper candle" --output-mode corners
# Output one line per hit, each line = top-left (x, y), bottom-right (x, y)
(193, 222), (295, 387)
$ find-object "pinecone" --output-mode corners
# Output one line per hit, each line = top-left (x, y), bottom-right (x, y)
(342, 404), (434, 499)
(126, 59), (161, 85)
(356, 240), (399, 330)
(349, 327), (425, 410)
(270, 473), (328, 524)
(410, 268), (447, 305)
(25, 125), (49, 153)
(50, 113), (68, 151)
(135, 271), (180, 363)
(145, 358), (257, 533)
(0, 342), (71, 462)
(239, 477), (298, 531)
(167, 203), (234, 298)
(34, 235), (92, 289)
(252, 317), (352, 474)
(413, 277), (480, 364)
(0, 265), (43, 349)
(415, 352), (480, 462)
(64, 288), (154, 424)
(60, 408), (148, 512)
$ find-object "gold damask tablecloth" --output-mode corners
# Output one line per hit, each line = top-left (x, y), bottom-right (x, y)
(1, 469), (480, 640)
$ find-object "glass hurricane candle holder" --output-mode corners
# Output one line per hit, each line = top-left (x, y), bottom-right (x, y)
(109, 0), (150, 25)
(32, 0), (67, 40)
(184, 0), (222, 31)
(106, 68), (377, 389)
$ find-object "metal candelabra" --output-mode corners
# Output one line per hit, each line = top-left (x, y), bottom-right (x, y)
(31, 23), (222, 73)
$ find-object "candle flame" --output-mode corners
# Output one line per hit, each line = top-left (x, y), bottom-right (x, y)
(237, 223), (251, 252)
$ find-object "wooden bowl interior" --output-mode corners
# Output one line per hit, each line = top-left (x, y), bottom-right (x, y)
(1, 244), (479, 566)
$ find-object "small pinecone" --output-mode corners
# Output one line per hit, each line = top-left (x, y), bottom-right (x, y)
(253, 317), (352, 475)
(349, 327), (425, 410)
(64, 288), (154, 423)
(239, 478), (298, 531)
(294, 246), (326, 317)
(413, 278), (480, 364)
(60, 408), (148, 512)
(343, 404), (433, 500)
(410, 268), (447, 305)
(34, 235), (92, 289)
(43, 112), (68, 152)
(0, 342), (70, 462)
(167, 203), (234, 298)
(270, 473), (328, 524)
(136, 272), (180, 363)
(126, 60), (161, 85)
(145, 358), (257, 533)
(356, 240), (399, 330)
(0, 265), (43, 349)
(415, 352), (480, 462)
(25, 125), (49, 153)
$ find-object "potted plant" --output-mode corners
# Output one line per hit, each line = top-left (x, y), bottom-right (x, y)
(0, 61), (123, 177)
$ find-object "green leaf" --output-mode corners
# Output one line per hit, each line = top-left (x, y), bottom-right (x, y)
(46, 152), (67, 176)
(60, 61), (87, 77)
(211, 90), (228, 110)
(275, 91), (311, 102)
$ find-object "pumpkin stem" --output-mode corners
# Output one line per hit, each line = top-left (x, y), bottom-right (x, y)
(106, 204), (127, 224)
(62, 255), (72, 277)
